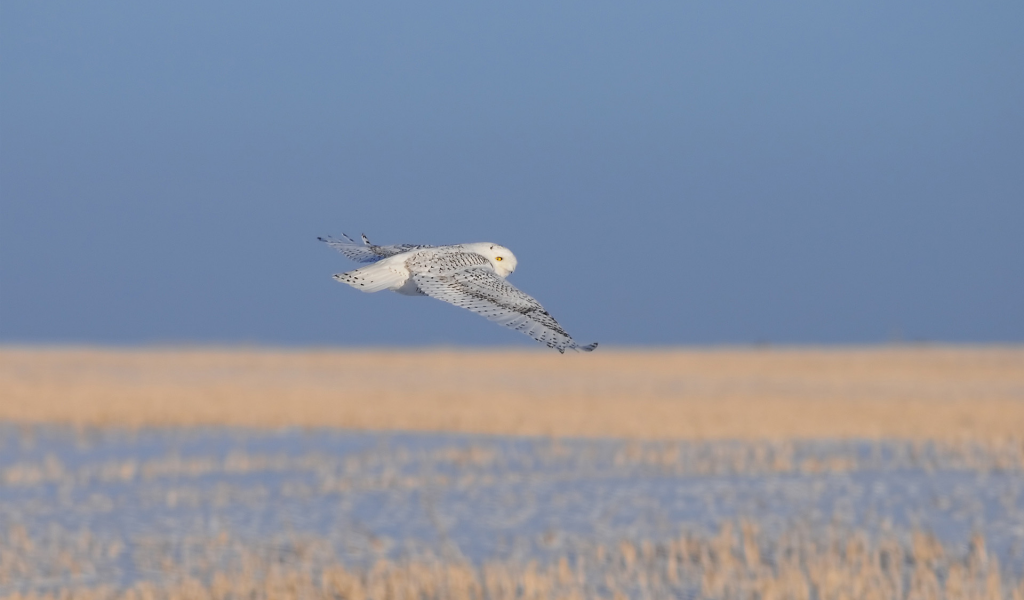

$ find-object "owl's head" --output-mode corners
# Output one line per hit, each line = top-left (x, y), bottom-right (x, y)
(474, 243), (517, 277)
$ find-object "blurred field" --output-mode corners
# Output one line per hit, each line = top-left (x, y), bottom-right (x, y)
(1, 346), (1022, 439)
(7, 522), (1022, 600)
(2, 428), (1022, 598)
(3, 346), (1024, 598)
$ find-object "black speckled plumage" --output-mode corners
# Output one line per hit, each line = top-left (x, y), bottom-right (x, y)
(321, 235), (597, 353)
(319, 233), (433, 264)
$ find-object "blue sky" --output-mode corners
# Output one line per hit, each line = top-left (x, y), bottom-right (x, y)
(1, 1), (1022, 346)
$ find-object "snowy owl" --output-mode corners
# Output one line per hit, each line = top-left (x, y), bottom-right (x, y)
(319, 233), (598, 353)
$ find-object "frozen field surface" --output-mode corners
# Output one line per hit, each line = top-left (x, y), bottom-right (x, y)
(2, 426), (1023, 597)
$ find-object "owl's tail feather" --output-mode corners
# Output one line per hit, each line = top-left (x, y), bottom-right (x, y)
(333, 261), (408, 293)
(575, 342), (598, 352)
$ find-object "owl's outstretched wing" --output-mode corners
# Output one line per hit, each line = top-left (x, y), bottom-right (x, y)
(319, 233), (432, 263)
(410, 263), (597, 353)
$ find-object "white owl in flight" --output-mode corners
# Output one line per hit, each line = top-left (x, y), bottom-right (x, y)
(319, 233), (597, 353)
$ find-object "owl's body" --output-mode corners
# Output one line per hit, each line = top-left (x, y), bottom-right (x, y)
(319, 234), (597, 353)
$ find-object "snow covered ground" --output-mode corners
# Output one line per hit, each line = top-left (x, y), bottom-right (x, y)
(2, 426), (1022, 596)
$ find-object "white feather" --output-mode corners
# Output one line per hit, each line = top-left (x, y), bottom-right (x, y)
(322, 236), (597, 353)
(333, 256), (410, 293)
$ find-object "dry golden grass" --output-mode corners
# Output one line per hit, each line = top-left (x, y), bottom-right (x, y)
(1, 346), (1022, 439)
(5, 521), (1022, 600)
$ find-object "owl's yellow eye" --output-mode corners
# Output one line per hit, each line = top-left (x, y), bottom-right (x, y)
(495, 257), (503, 261)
